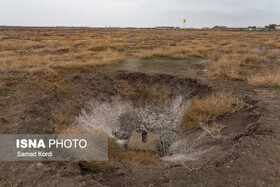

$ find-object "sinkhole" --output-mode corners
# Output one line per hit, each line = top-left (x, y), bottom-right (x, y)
(73, 72), (236, 162)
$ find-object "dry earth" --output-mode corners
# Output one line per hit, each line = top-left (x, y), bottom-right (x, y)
(0, 28), (280, 186)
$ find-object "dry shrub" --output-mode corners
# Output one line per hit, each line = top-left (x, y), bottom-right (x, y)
(248, 69), (280, 87)
(209, 53), (266, 80)
(209, 55), (243, 80)
(181, 92), (244, 133)
(244, 54), (267, 64)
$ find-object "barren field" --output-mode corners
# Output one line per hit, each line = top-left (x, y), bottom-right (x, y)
(0, 27), (280, 186)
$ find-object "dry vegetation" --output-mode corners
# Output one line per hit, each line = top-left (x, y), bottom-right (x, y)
(248, 69), (280, 87)
(208, 53), (268, 80)
(181, 92), (245, 133)
(80, 138), (159, 172)
(0, 28), (279, 89)
(1, 27), (279, 168)
(116, 80), (170, 104)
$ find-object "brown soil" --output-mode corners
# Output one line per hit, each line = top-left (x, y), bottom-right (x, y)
(1, 58), (280, 186)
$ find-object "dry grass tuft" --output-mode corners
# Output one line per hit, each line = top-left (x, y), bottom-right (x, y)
(181, 92), (244, 133)
(52, 113), (73, 133)
(209, 53), (267, 80)
(209, 55), (243, 80)
(244, 54), (268, 65)
(248, 69), (280, 87)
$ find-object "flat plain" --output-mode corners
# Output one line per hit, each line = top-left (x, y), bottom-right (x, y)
(0, 27), (280, 186)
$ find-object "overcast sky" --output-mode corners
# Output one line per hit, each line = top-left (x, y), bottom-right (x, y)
(0, 0), (279, 28)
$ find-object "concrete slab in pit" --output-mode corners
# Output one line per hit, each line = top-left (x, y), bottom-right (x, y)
(127, 131), (161, 152)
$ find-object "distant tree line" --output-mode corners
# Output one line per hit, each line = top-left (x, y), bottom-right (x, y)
(265, 24), (278, 30)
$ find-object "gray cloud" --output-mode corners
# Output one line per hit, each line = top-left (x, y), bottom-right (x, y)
(0, 0), (279, 27)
